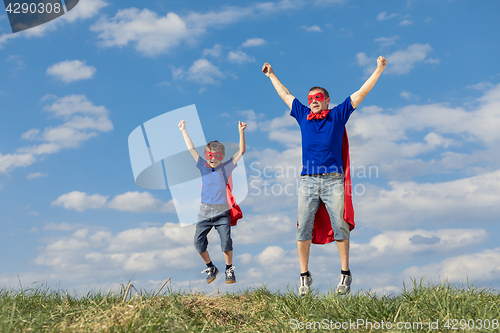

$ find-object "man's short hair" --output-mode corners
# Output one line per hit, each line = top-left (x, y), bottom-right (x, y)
(205, 140), (225, 155)
(308, 86), (330, 98)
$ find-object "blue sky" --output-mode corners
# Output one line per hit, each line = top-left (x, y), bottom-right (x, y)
(1, 0), (500, 295)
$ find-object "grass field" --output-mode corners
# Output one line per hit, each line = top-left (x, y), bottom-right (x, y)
(1, 279), (499, 332)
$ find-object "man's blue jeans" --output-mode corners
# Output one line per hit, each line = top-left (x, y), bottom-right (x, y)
(297, 173), (350, 241)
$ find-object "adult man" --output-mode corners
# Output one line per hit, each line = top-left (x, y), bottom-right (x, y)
(262, 56), (387, 295)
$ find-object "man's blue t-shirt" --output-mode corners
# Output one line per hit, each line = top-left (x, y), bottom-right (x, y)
(290, 97), (354, 175)
(196, 156), (236, 205)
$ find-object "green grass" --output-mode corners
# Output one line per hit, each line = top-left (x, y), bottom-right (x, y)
(1, 279), (499, 332)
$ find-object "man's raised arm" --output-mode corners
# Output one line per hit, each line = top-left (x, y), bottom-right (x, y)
(262, 63), (295, 109)
(350, 56), (387, 109)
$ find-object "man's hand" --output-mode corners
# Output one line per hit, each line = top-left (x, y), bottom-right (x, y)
(238, 121), (247, 133)
(262, 63), (274, 77)
(377, 56), (387, 72)
(350, 56), (387, 109)
(178, 120), (186, 131)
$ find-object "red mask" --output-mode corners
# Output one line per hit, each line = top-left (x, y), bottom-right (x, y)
(205, 151), (224, 161)
(308, 92), (326, 105)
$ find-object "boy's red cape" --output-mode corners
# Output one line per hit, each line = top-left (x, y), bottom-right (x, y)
(226, 174), (243, 226)
(298, 127), (355, 244)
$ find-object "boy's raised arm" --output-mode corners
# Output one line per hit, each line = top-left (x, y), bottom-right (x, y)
(178, 120), (200, 162)
(232, 121), (246, 164)
(350, 56), (387, 109)
(262, 63), (295, 109)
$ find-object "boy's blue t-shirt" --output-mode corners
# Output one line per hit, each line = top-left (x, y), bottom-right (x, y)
(290, 97), (355, 175)
(196, 156), (236, 205)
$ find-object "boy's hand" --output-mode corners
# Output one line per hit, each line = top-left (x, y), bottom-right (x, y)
(238, 121), (247, 132)
(262, 63), (274, 77)
(377, 56), (387, 71)
(178, 120), (186, 131)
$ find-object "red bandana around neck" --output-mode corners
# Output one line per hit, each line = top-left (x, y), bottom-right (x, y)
(307, 109), (330, 120)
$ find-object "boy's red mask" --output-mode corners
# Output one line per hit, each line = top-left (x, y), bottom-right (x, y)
(308, 92), (326, 105)
(205, 151), (224, 161)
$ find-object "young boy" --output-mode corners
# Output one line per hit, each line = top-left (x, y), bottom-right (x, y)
(178, 120), (246, 284)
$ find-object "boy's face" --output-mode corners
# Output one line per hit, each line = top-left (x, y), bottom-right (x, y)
(205, 149), (224, 168)
(308, 89), (330, 113)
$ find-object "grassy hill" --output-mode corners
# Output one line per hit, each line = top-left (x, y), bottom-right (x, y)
(1, 279), (499, 332)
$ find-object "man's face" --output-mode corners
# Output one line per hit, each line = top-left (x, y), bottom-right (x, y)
(205, 149), (224, 168)
(308, 89), (330, 113)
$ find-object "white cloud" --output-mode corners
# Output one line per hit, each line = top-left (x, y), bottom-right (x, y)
(400, 90), (419, 101)
(46, 60), (97, 83)
(0, 152), (36, 174)
(403, 247), (500, 283)
(232, 214), (294, 244)
(302, 25), (322, 32)
(61, 0), (109, 23)
(202, 44), (222, 58)
(89, 2), (328, 56)
(44, 222), (80, 231)
(228, 51), (256, 64)
(374, 36), (400, 47)
(347, 83), (500, 178)
(90, 5), (257, 56)
(172, 59), (224, 85)
(51, 190), (174, 213)
(398, 19), (413, 26)
(52, 191), (108, 212)
(107, 191), (175, 213)
(242, 37), (266, 47)
(12, 95), (112, 159)
(377, 11), (399, 21)
(91, 9), (189, 57)
(356, 170), (500, 229)
(357, 43), (436, 75)
(43, 94), (109, 118)
(27, 172), (48, 180)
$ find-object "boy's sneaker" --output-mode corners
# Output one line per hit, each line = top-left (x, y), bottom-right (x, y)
(298, 274), (313, 296)
(225, 266), (236, 284)
(336, 273), (352, 295)
(202, 266), (218, 284)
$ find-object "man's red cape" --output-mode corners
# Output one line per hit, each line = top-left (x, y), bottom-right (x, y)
(298, 127), (355, 244)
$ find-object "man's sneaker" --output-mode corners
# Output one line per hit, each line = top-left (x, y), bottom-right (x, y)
(202, 266), (218, 284)
(298, 274), (313, 296)
(225, 266), (236, 284)
(336, 273), (352, 295)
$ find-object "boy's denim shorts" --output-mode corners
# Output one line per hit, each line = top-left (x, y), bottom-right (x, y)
(297, 172), (350, 241)
(194, 203), (232, 253)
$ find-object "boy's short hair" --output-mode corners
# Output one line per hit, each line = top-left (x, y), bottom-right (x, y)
(205, 140), (225, 155)
(308, 86), (330, 98)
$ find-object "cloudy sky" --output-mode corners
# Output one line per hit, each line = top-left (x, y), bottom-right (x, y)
(1, 0), (499, 295)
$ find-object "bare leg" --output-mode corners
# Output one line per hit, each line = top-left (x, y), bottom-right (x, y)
(199, 251), (211, 264)
(336, 239), (349, 271)
(297, 240), (312, 273)
(224, 250), (233, 266)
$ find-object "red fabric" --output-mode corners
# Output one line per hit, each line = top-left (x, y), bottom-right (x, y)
(297, 127), (355, 244)
(226, 173), (243, 226)
(306, 109), (330, 121)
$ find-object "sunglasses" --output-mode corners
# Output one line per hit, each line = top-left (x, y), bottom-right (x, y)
(307, 92), (326, 105)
